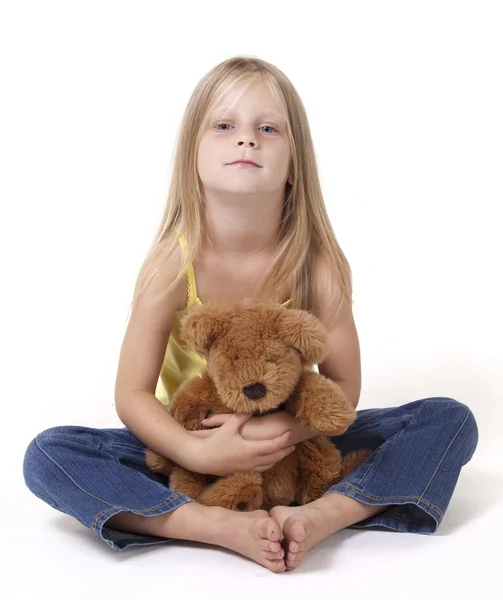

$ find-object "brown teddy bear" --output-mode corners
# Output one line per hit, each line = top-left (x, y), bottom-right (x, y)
(145, 300), (371, 511)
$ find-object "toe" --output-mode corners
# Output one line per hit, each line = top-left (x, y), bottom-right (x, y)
(264, 558), (286, 573)
(287, 549), (303, 562)
(284, 516), (308, 546)
(286, 550), (305, 570)
(282, 513), (315, 571)
(263, 548), (285, 561)
(259, 539), (281, 553)
(256, 517), (282, 544)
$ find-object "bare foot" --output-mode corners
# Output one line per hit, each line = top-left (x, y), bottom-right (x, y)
(108, 503), (286, 572)
(270, 505), (327, 570)
(271, 494), (387, 570)
(216, 509), (286, 573)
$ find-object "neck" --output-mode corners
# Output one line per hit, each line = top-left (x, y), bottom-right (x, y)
(202, 190), (284, 256)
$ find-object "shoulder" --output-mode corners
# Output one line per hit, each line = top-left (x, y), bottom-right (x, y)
(132, 237), (186, 314)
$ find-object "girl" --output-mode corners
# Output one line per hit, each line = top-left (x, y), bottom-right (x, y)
(23, 56), (479, 573)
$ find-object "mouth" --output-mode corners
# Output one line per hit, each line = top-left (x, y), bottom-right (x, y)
(228, 160), (261, 168)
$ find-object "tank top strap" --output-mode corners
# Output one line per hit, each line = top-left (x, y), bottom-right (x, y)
(177, 231), (200, 307)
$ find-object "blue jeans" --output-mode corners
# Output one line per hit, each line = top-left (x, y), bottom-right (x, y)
(23, 397), (478, 551)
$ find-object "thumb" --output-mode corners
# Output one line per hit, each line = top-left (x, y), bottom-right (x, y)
(187, 429), (215, 438)
(202, 413), (232, 427)
(224, 413), (253, 431)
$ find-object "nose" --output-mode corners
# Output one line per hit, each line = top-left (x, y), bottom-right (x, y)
(236, 127), (257, 148)
(237, 139), (256, 147)
(242, 382), (267, 400)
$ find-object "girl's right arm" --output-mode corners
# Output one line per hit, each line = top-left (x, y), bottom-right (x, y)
(114, 243), (295, 476)
(114, 242), (197, 469)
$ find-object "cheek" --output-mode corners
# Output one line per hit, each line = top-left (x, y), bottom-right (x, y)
(266, 144), (291, 178)
(197, 138), (217, 175)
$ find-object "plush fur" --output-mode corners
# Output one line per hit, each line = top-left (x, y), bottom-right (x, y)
(145, 299), (372, 511)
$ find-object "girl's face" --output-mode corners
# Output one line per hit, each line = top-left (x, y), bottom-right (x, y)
(197, 78), (292, 200)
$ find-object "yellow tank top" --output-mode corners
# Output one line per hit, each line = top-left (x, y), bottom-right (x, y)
(154, 232), (291, 405)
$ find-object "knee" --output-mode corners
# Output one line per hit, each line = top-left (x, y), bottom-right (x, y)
(425, 397), (479, 458)
(23, 426), (70, 493)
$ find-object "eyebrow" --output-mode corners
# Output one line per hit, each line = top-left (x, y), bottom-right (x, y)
(213, 107), (285, 120)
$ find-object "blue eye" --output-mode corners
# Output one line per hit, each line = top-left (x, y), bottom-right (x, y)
(214, 123), (278, 134)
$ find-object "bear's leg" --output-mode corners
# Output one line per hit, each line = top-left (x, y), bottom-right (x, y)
(261, 453), (298, 509)
(197, 473), (264, 512)
(295, 438), (344, 505)
(340, 449), (374, 480)
(144, 448), (177, 477)
(169, 467), (216, 500)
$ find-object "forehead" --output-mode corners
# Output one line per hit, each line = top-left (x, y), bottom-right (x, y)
(210, 78), (286, 121)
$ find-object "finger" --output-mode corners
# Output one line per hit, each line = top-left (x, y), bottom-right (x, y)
(261, 445), (296, 466)
(254, 430), (293, 455)
(187, 429), (214, 438)
(253, 464), (274, 473)
(201, 414), (232, 427)
(251, 445), (296, 472)
(224, 412), (253, 430)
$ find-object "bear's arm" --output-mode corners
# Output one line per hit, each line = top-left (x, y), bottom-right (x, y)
(169, 372), (233, 431)
(286, 370), (356, 436)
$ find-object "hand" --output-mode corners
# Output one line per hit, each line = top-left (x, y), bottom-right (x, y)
(186, 413), (296, 477)
(200, 410), (321, 444)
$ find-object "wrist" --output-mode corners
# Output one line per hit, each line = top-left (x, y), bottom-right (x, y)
(182, 435), (208, 474)
(239, 412), (286, 441)
(285, 409), (320, 444)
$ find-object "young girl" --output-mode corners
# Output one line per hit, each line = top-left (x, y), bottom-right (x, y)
(23, 56), (479, 573)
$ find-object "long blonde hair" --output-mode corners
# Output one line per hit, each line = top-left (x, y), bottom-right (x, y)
(135, 56), (352, 319)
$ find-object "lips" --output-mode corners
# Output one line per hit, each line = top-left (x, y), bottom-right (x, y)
(229, 160), (261, 167)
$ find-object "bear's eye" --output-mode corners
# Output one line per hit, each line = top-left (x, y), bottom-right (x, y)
(264, 357), (272, 363)
(232, 354), (239, 361)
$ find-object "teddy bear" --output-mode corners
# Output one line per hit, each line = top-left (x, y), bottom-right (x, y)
(145, 299), (372, 511)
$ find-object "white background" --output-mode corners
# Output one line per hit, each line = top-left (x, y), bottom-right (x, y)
(1, 1), (502, 598)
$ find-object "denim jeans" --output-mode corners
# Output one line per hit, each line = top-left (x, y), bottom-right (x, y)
(23, 396), (478, 551)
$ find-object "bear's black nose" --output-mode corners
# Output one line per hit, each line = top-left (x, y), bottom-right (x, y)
(242, 382), (267, 400)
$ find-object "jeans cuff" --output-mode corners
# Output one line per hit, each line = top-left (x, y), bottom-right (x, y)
(93, 492), (195, 551)
(325, 482), (441, 534)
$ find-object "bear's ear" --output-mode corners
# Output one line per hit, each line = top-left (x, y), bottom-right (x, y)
(275, 308), (327, 364)
(180, 305), (231, 357)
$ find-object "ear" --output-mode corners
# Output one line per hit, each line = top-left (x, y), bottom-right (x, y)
(275, 308), (327, 364)
(180, 305), (231, 357)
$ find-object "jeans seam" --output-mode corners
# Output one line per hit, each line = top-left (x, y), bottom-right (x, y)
(349, 405), (423, 485)
(35, 433), (190, 535)
(352, 443), (385, 484)
(332, 482), (444, 518)
(35, 434), (116, 509)
(418, 406), (471, 501)
(107, 442), (146, 451)
(340, 416), (406, 438)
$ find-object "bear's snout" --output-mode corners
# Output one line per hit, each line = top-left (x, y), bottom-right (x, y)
(242, 382), (267, 400)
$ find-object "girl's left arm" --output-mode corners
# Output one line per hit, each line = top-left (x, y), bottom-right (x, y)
(317, 297), (361, 410)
